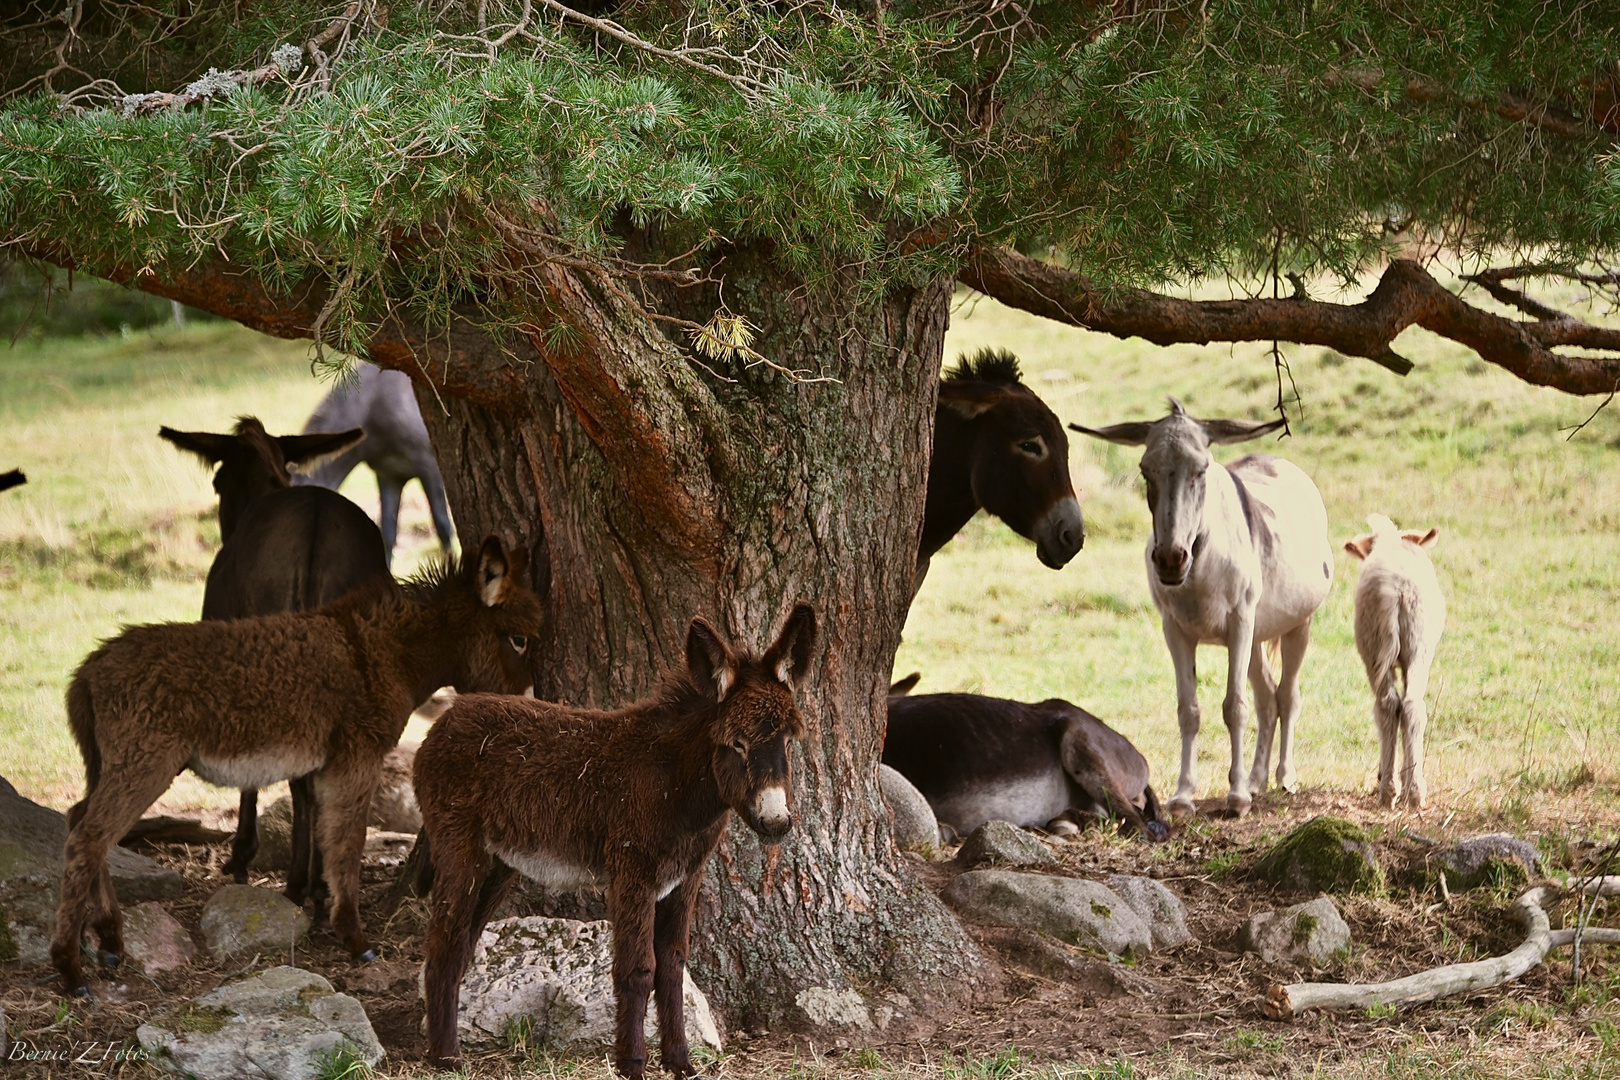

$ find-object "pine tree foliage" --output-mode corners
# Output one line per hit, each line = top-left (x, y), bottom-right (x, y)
(2, 1), (1619, 364)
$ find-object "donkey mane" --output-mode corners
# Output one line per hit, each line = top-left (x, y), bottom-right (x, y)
(229, 416), (293, 483)
(944, 346), (1023, 385)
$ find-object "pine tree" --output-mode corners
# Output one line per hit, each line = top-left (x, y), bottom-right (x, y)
(4, 1), (1618, 1025)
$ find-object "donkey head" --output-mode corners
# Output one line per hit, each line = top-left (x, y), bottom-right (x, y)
(686, 602), (816, 843)
(1071, 400), (1283, 587)
(938, 349), (1084, 569)
(160, 417), (364, 540)
(425, 535), (546, 697)
(1344, 513), (1439, 560)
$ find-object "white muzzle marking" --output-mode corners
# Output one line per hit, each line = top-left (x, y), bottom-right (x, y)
(754, 784), (789, 827)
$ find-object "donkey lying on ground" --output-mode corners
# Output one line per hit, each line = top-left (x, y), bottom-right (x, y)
(1072, 400), (1333, 817)
(882, 677), (1168, 841)
(414, 603), (817, 1077)
(1345, 515), (1445, 809)
(161, 418), (389, 901)
(918, 348), (1084, 591)
(296, 361), (455, 565)
(52, 536), (542, 997)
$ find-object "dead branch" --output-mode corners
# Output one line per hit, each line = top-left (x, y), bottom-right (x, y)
(1266, 886), (1619, 1019)
(960, 247), (1620, 397)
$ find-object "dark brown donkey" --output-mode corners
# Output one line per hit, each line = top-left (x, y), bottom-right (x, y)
(919, 348), (1084, 590)
(160, 417), (388, 904)
(52, 536), (543, 997)
(414, 603), (817, 1077)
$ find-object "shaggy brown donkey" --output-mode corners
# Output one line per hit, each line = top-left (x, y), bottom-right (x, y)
(415, 602), (817, 1077)
(53, 536), (543, 997)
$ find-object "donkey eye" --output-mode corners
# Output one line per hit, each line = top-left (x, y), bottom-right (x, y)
(1017, 440), (1043, 456)
(506, 634), (529, 655)
(731, 741), (748, 758)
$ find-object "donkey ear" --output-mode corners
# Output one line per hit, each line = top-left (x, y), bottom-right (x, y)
(889, 672), (921, 696)
(764, 601), (817, 686)
(1068, 420), (1153, 446)
(938, 382), (1007, 420)
(1200, 417), (1286, 444)
(1405, 527), (1439, 549)
(159, 426), (234, 464)
(475, 534), (519, 607)
(686, 618), (740, 702)
(1343, 535), (1374, 560)
(278, 429), (365, 473)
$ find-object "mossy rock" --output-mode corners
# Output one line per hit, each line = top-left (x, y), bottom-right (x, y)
(1253, 816), (1384, 895)
(1428, 834), (1541, 893)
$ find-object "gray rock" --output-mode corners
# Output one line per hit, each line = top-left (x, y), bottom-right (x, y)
(1107, 875), (1194, 950)
(943, 870), (1152, 957)
(1433, 834), (1541, 892)
(369, 743), (421, 833)
(1253, 815), (1384, 895)
(123, 902), (195, 974)
(879, 765), (939, 854)
(199, 885), (311, 960)
(956, 821), (1056, 869)
(250, 796), (295, 873)
(0, 774), (183, 962)
(1241, 896), (1351, 966)
(137, 965), (383, 1080)
(452, 916), (722, 1052)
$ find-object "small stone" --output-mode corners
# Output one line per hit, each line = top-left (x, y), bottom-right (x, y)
(1254, 815), (1383, 895)
(1107, 875), (1194, 949)
(1242, 896), (1351, 966)
(453, 916), (721, 1052)
(137, 965), (382, 1080)
(879, 765), (939, 855)
(955, 821), (1056, 869)
(943, 870), (1152, 957)
(1432, 834), (1541, 892)
(199, 885), (310, 960)
(369, 743), (421, 833)
(123, 902), (195, 974)
(250, 796), (294, 873)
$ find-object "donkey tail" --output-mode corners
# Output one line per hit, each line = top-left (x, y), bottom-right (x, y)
(66, 676), (101, 795)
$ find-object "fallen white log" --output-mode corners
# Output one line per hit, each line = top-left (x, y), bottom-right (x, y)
(1550, 928), (1620, 948)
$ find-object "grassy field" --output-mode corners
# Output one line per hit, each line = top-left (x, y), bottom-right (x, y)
(2, 287), (1618, 822)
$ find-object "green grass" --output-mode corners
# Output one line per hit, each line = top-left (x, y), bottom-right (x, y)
(2, 285), (1619, 819)
(900, 289), (1620, 811)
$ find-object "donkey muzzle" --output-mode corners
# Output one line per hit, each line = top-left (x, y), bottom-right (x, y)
(749, 784), (793, 841)
(1035, 496), (1085, 569)
(1152, 543), (1191, 586)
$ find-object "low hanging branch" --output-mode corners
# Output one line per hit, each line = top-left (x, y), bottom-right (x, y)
(960, 247), (1620, 397)
(1265, 878), (1620, 1019)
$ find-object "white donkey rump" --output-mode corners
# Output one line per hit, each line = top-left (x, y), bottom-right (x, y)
(1072, 399), (1333, 817)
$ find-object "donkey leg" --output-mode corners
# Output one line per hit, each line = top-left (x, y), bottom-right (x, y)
(1221, 614), (1258, 817)
(285, 774), (325, 910)
(1245, 642), (1279, 798)
(421, 469), (456, 553)
(608, 879), (658, 1080)
(313, 759), (382, 960)
(53, 765), (175, 994)
(1271, 621), (1312, 793)
(1400, 657), (1435, 810)
(653, 874), (703, 1078)
(422, 851), (490, 1069)
(222, 788), (258, 883)
(378, 476), (403, 564)
(1161, 621), (1201, 818)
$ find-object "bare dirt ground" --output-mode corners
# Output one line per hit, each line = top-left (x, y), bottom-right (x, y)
(4, 786), (1617, 1079)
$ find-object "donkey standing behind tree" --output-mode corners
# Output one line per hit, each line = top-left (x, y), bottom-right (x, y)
(1072, 400), (1333, 817)
(52, 536), (543, 997)
(1344, 514), (1445, 809)
(414, 603), (817, 1077)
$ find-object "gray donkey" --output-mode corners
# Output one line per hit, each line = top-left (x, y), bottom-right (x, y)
(297, 362), (455, 564)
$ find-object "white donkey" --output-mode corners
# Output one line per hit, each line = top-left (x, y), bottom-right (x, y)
(1072, 401), (1333, 817)
(1343, 515), (1444, 809)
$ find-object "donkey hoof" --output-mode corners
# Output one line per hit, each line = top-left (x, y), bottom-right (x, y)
(1226, 794), (1252, 818)
(1167, 799), (1196, 821)
(96, 950), (123, 969)
(1144, 821), (1171, 842)
(69, 984), (95, 1001)
(355, 948), (378, 964)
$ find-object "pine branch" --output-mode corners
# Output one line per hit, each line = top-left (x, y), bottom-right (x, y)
(959, 247), (1620, 396)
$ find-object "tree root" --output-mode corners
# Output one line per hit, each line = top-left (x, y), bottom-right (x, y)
(1265, 884), (1618, 1019)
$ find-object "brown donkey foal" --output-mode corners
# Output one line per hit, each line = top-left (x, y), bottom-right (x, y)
(415, 603), (817, 1077)
(53, 536), (543, 997)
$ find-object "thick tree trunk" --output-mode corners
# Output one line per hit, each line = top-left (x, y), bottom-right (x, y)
(415, 246), (993, 1030)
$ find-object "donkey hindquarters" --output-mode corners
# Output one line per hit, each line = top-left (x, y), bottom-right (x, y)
(51, 537), (542, 997)
(416, 604), (817, 1077)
